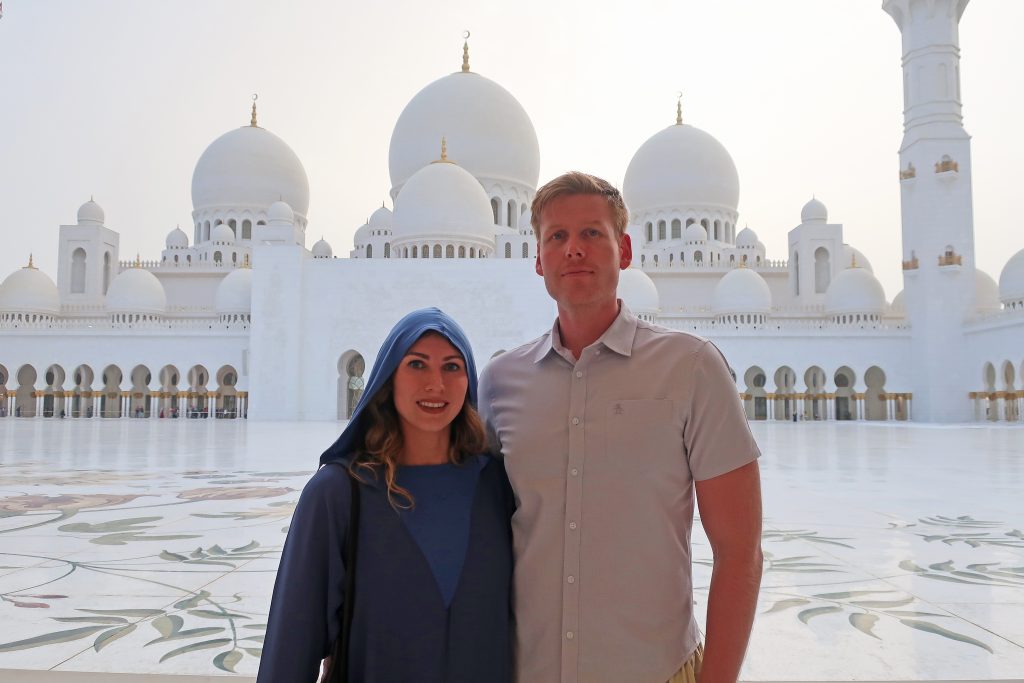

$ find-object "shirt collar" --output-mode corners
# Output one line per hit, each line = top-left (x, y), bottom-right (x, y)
(532, 300), (639, 363)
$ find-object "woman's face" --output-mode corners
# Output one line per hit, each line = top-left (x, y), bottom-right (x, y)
(392, 333), (469, 442)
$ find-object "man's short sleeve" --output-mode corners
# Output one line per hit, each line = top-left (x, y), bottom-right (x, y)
(683, 341), (761, 481)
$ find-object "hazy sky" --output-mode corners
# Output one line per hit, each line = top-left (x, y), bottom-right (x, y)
(1, 0), (1021, 300)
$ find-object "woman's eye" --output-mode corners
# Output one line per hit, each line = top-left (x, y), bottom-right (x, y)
(444, 362), (463, 372)
(408, 359), (425, 369)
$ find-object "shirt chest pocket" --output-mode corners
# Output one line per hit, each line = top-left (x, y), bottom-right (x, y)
(603, 399), (680, 473)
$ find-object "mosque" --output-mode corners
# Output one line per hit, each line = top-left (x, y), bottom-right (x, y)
(0, 0), (1021, 424)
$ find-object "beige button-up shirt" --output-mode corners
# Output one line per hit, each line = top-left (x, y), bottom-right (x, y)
(479, 304), (760, 683)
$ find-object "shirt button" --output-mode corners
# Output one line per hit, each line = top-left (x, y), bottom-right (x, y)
(575, 371), (583, 378)
(571, 417), (580, 425)
(569, 521), (577, 530)
(566, 631), (574, 640)
(570, 468), (579, 476)
(567, 575), (575, 584)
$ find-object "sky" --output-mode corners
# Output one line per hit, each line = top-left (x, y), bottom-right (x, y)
(0, 0), (1021, 301)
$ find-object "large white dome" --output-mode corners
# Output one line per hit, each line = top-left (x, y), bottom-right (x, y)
(191, 124), (310, 219)
(623, 123), (739, 214)
(388, 71), (540, 194)
(825, 267), (886, 315)
(713, 267), (772, 314)
(215, 268), (253, 313)
(999, 249), (1024, 306)
(392, 160), (495, 245)
(0, 263), (60, 315)
(106, 268), (167, 315)
(617, 266), (660, 315)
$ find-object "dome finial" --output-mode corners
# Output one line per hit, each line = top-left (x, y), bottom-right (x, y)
(432, 136), (455, 164)
(462, 31), (471, 72)
(250, 93), (259, 127)
(134, 253), (142, 268)
(851, 252), (858, 268)
(676, 92), (683, 125)
(27, 253), (35, 269)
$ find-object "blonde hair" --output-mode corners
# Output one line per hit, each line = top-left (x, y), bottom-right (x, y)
(530, 171), (629, 239)
(348, 376), (487, 509)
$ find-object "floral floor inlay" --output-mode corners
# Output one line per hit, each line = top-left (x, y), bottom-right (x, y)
(0, 419), (1021, 679)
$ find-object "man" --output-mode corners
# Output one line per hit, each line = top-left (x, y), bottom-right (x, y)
(478, 172), (763, 683)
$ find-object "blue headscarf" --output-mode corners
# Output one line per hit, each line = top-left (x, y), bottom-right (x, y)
(319, 307), (479, 467)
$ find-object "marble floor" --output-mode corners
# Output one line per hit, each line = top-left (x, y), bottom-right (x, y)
(0, 419), (1021, 681)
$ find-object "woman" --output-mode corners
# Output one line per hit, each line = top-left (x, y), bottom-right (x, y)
(258, 308), (513, 683)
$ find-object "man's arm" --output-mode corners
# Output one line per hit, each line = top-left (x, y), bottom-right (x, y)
(694, 459), (763, 683)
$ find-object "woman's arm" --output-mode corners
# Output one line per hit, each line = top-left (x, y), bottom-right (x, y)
(257, 465), (350, 683)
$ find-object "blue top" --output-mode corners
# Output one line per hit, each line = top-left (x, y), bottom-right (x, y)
(258, 308), (513, 683)
(257, 458), (513, 683)
(395, 460), (481, 608)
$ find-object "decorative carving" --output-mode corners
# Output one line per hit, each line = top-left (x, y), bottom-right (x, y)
(901, 250), (919, 270)
(899, 163), (916, 180)
(938, 246), (962, 267)
(934, 156), (959, 173)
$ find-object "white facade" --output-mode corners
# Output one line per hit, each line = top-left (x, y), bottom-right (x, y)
(1, 4), (1023, 424)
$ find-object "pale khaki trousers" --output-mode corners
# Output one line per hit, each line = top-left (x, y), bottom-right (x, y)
(666, 642), (704, 683)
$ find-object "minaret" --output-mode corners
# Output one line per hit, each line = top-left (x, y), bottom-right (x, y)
(884, 0), (975, 422)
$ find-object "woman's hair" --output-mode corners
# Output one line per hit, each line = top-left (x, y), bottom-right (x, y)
(348, 370), (487, 510)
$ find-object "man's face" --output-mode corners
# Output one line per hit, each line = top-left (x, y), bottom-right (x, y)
(535, 193), (632, 310)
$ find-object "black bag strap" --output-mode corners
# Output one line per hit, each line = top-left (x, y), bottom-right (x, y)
(323, 469), (360, 683)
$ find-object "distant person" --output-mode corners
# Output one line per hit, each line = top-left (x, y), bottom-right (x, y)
(479, 171), (763, 683)
(259, 308), (513, 683)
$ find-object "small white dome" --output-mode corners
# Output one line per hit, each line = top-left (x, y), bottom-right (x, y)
(891, 289), (905, 314)
(684, 222), (708, 242)
(736, 227), (758, 248)
(0, 263), (60, 315)
(368, 206), (393, 229)
(211, 223), (235, 244)
(389, 71), (540, 194)
(77, 199), (105, 225)
(106, 268), (167, 315)
(518, 209), (533, 235)
(166, 227), (189, 249)
(392, 161), (495, 245)
(842, 244), (873, 273)
(998, 248), (1024, 304)
(623, 123), (739, 214)
(215, 268), (253, 314)
(975, 269), (1001, 313)
(712, 267), (772, 314)
(801, 197), (828, 224)
(267, 200), (294, 224)
(353, 221), (372, 246)
(191, 125), (309, 219)
(617, 266), (660, 315)
(311, 238), (333, 258)
(824, 266), (886, 315)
